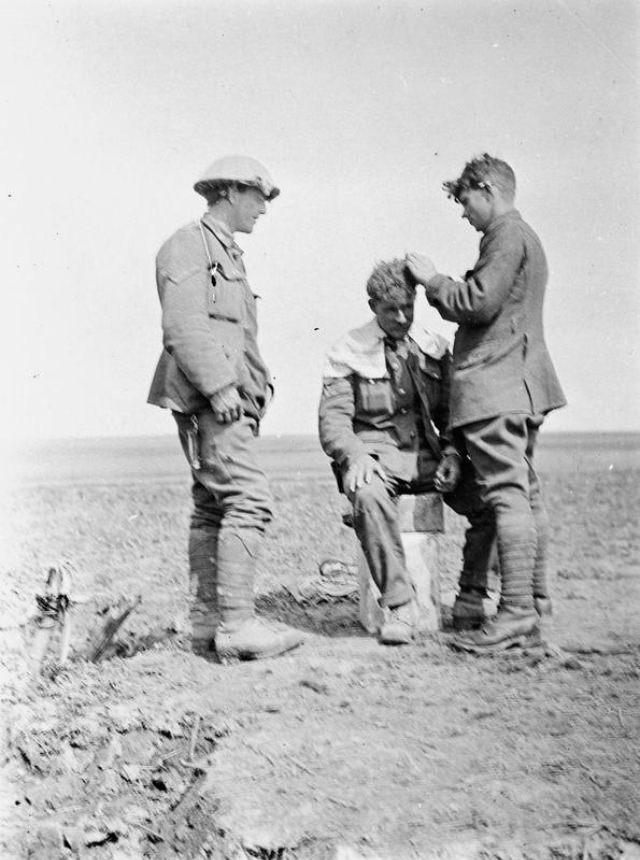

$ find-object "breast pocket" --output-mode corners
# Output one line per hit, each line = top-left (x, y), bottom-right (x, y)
(355, 378), (394, 416)
(206, 259), (246, 322)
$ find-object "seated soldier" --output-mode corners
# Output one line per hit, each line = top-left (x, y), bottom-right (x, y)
(318, 259), (495, 644)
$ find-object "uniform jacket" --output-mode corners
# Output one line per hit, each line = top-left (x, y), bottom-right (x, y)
(147, 212), (272, 420)
(318, 318), (452, 469)
(425, 209), (566, 428)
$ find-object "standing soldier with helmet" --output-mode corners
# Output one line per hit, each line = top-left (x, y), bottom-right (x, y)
(148, 156), (304, 663)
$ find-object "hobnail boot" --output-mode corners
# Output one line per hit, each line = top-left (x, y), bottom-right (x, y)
(214, 616), (305, 664)
(450, 606), (539, 654)
(379, 600), (424, 645)
(451, 589), (492, 631)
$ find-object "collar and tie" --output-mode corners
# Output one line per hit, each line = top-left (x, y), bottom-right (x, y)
(384, 335), (410, 359)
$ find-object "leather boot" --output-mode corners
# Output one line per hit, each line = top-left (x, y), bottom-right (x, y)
(451, 515), (539, 654)
(451, 588), (494, 631)
(215, 617), (305, 664)
(451, 605), (539, 654)
(379, 599), (425, 645)
(188, 526), (219, 653)
(214, 529), (304, 663)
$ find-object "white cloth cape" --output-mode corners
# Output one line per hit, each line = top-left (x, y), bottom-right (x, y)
(323, 318), (450, 380)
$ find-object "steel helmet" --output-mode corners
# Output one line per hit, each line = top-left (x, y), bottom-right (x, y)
(193, 155), (280, 201)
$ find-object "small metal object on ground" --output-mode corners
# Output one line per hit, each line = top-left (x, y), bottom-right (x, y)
(285, 559), (359, 605)
(31, 562), (76, 674)
(357, 493), (444, 634)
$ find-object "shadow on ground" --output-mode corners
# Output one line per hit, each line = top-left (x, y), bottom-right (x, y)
(255, 589), (369, 638)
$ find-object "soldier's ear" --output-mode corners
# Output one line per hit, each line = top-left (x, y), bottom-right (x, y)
(477, 181), (495, 201)
(368, 298), (377, 314)
(226, 184), (241, 205)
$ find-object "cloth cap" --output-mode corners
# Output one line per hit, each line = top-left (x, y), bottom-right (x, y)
(194, 156), (280, 200)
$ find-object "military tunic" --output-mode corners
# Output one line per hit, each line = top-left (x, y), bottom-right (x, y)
(148, 213), (273, 533)
(319, 318), (494, 609)
(425, 208), (566, 607)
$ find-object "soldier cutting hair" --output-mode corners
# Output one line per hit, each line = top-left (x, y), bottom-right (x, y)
(408, 154), (567, 654)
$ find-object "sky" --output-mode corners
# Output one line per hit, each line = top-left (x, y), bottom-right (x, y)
(2, 0), (639, 440)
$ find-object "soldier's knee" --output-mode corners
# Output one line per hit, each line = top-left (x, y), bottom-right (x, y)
(486, 488), (532, 518)
(352, 480), (387, 513)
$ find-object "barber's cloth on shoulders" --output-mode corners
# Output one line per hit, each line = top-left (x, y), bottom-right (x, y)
(322, 318), (448, 379)
(318, 318), (452, 472)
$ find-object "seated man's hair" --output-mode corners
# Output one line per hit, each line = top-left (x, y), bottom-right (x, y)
(366, 258), (417, 304)
(443, 153), (516, 202)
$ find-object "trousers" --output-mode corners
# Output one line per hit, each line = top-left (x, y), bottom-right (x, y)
(344, 444), (495, 608)
(173, 410), (273, 533)
(457, 412), (549, 608)
(173, 410), (274, 634)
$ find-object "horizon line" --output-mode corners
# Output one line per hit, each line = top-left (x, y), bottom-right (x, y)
(5, 428), (640, 445)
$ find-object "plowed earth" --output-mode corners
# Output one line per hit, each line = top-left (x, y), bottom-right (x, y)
(1, 435), (639, 859)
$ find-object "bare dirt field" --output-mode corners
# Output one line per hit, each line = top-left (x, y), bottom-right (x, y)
(1, 433), (639, 859)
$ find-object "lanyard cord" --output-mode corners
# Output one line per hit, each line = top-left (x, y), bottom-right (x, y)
(197, 219), (214, 270)
(197, 219), (220, 301)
